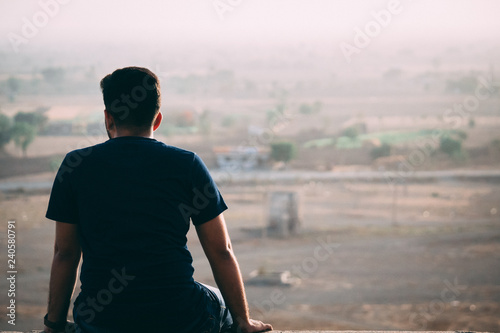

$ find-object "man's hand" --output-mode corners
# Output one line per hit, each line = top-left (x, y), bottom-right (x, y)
(43, 322), (77, 333)
(43, 325), (65, 333)
(196, 215), (273, 333)
(46, 222), (81, 332)
(235, 318), (273, 333)
(43, 326), (54, 333)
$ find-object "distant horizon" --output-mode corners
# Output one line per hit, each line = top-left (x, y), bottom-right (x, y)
(1, 0), (500, 56)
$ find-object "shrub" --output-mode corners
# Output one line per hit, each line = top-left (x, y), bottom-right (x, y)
(342, 126), (359, 139)
(270, 141), (297, 163)
(371, 143), (392, 160)
(439, 136), (462, 158)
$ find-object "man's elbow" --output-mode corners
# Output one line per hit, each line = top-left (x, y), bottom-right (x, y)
(53, 244), (81, 263)
(209, 246), (235, 263)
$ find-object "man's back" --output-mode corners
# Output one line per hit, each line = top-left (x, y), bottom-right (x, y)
(46, 136), (227, 331)
(43, 67), (271, 333)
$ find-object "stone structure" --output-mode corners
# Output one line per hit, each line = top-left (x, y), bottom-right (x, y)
(268, 191), (300, 238)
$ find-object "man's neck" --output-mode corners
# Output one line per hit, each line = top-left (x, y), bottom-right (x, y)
(110, 128), (154, 139)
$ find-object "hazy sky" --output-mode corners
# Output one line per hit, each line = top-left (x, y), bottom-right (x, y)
(1, 0), (500, 53)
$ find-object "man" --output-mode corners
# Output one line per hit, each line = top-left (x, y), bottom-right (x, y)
(43, 67), (273, 333)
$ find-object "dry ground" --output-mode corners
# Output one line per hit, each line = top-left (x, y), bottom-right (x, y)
(0, 180), (498, 331)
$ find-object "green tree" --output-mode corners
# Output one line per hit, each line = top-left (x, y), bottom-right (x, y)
(468, 117), (475, 128)
(298, 101), (322, 115)
(0, 113), (12, 151)
(439, 130), (469, 160)
(298, 104), (313, 115)
(221, 115), (236, 128)
(455, 130), (468, 141)
(11, 122), (36, 157)
(439, 136), (462, 158)
(270, 141), (297, 164)
(41, 67), (66, 86)
(14, 111), (48, 131)
(342, 126), (359, 140)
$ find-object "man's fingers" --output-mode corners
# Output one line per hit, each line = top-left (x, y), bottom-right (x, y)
(238, 319), (273, 333)
(262, 323), (273, 331)
(254, 320), (273, 332)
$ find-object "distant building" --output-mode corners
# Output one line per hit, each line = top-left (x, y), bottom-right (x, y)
(213, 146), (270, 170)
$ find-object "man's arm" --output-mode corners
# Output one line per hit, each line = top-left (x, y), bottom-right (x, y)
(195, 214), (272, 333)
(45, 222), (81, 332)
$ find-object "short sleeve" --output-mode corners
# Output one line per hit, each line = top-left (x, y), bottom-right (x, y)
(45, 153), (80, 224)
(189, 154), (227, 225)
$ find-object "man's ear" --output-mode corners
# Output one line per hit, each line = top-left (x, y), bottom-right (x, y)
(104, 110), (115, 130)
(152, 111), (162, 132)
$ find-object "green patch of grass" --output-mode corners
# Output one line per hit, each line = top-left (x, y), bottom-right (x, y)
(303, 129), (462, 150)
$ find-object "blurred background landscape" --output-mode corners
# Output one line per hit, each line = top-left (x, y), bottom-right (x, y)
(0, 0), (499, 331)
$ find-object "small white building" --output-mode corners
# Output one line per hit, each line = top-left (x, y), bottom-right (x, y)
(213, 146), (270, 170)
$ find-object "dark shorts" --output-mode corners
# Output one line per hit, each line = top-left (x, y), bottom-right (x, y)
(196, 282), (233, 333)
(72, 282), (233, 333)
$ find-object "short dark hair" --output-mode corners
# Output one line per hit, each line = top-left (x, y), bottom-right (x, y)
(100, 67), (161, 130)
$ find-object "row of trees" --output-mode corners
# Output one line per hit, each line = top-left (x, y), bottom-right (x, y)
(0, 110), (48, 157)
(3, 67), (98, 101)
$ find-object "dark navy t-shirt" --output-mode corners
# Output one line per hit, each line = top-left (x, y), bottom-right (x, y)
(46, 136), (227, 331)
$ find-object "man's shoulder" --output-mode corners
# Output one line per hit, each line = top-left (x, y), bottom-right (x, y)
(62, 140), (107, 162)
(63, 139), (198, 164)
(149, 141), (199, 164)
(156, 142), (196, 157)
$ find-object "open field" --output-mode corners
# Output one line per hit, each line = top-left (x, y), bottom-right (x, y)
(1, 79), (499, 332)
(0, 179), (498, 331)
(0, 92), (499, 331)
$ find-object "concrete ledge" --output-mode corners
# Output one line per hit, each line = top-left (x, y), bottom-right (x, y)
(0, 330), (488, 333)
